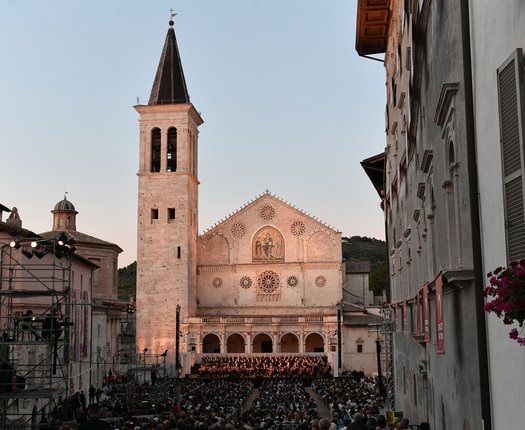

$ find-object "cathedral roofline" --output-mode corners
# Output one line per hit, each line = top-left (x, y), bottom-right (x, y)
(148, 20), (190, 106)
(200, 190), (341, 236)
(40, 230), (123, 253)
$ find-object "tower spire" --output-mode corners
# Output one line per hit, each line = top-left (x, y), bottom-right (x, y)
(148, 15), (190, 105)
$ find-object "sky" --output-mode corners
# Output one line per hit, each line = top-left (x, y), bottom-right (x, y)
(0, 0), (386, 267)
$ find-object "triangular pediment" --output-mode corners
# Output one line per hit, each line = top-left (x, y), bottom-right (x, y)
(200, 190), (339, 238)
(198, 191), (341, 267)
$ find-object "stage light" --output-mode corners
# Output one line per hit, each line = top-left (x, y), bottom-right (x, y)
(57, 233), (68, 246)
(34, 249), (47, 259)
(9, 240), (20, 249)
(30, 241), (38, 248)
(22, 249), (33, 259)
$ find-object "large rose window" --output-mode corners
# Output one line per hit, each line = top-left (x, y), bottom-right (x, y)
(258, 271), (280, 293)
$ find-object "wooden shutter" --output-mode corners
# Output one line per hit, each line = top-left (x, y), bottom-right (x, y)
(498, 49), (525, 262)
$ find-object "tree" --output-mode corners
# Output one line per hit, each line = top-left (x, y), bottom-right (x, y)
(118, 261), (136, 301)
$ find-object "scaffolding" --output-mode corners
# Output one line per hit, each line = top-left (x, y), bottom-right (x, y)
(369, 304), (395, 410)
(380, 305), (395, 410)
(0, 237), (75, 429)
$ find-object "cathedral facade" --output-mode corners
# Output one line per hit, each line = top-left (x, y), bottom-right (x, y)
(135, 20), (378, 375)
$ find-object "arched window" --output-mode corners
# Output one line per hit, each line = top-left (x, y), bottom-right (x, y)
(167, 127), (177, 172)
(151, 128), (161, 172)
(448, 141), (455, 165)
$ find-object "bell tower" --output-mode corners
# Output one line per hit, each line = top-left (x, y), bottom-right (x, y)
(135, 17), (203, 356)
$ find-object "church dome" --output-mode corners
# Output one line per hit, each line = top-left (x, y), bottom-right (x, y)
(53, 196), (76, 212)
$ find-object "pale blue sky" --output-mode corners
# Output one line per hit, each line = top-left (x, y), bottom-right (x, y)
(1, 1), (386, 267)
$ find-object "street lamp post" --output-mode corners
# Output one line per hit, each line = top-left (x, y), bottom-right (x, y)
(337, 302), (343, 374)
(143, 348), (148, 384)
(175, 304), (181, 406)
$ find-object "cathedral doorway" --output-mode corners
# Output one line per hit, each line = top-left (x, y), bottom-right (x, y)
(253, 333), (273, 353)
(226, 333), (246, 353)
(202, 333), (221, 353)
(305, 333), (324, 352)
(280, 333), (299, 352)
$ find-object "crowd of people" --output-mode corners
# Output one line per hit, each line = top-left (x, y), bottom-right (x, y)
(311, 373), (382, 420)
(242, 379), (319, 429)
(29, 359), (429, 430)
(198, 355), (331, 379)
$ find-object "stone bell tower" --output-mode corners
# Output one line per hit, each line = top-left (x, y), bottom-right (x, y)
(135, 17), (203, 356)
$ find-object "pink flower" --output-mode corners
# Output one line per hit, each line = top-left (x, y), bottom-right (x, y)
(509, 328), (519, 339)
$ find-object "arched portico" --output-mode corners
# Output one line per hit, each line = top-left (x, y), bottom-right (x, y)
(280, 333), (299, 353)
(202, 333), (221, 353)
(253, 333), (273, 353)
(305, 332), (324, 352)
(227, 333), (246, 353)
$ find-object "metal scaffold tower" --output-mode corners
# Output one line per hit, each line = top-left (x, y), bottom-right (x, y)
(380, 305), (395, 410)
(369, 304), (395, 411)
(0, 237), (76, 429)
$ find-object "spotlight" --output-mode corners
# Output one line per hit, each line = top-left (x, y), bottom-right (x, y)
(30, 241), (39, 249)
(34, 249), (47, 259)
(22, 249), (33, 259)
(57, 233), (68, 246)
(9, 240), (20, 249)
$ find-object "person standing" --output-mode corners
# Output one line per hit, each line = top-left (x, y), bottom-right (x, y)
(88, 385), (96, 404)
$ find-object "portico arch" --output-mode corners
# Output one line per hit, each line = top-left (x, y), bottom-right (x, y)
(202, 333), (221, 353)
(280, 333), (299, 353)
(253, 333), (273, 353)
(227, 333), (246, 353)
(305, 332), (324, 352)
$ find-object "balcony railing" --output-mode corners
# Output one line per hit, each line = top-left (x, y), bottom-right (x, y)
(195, 315), (331, 324)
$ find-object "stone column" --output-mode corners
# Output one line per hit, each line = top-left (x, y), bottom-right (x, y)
(246, 332), (252, 353)
(160, 128), (167, 172)
(299, 332), (305, 353)
(220, 331), (226, 354)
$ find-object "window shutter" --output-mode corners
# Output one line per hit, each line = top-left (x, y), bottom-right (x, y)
(498, 49), (525, 262)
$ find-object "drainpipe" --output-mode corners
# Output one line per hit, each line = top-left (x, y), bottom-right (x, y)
(460, 2), (492, 429)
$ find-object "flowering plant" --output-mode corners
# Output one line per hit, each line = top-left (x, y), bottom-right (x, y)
(484, 261), (525, 345)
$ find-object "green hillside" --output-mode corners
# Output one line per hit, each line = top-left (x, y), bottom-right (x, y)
(118, 261), (136, 301)
(342, 236), (388, 298)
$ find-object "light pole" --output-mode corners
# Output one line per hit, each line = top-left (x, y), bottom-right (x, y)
(175, 304), (181, 406)
(143, 347), (148, 384)
(337, 302), (342, 374)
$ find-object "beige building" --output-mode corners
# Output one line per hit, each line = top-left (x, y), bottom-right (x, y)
(41, 197), (126, 386)
(135, 19), (380, 375)
(0, 206), (96, 426)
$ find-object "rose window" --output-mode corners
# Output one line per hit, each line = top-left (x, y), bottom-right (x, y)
(315, 276), (327, 288)
(258, 271), (280, 293)
(212, 277), (223, 288)
(231, 222), (246, 238)
(287, 276), (299, 287)
(260, 205), (276, 221)
(290, 220), (306, 236)
(240, 276), (252, 289)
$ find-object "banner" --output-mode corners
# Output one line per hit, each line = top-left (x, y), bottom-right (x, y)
(423, 284), (430, 343)
(412, 295), (418, 335)
(393, 303), (398, 330)
(416, 292), (421, 336)
(435, 273), (445, 353)
(403, 300), (407, 331)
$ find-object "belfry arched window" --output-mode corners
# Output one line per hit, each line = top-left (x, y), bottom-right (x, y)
(167, 127), (177, 172)
(151, 128), (161, 172)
